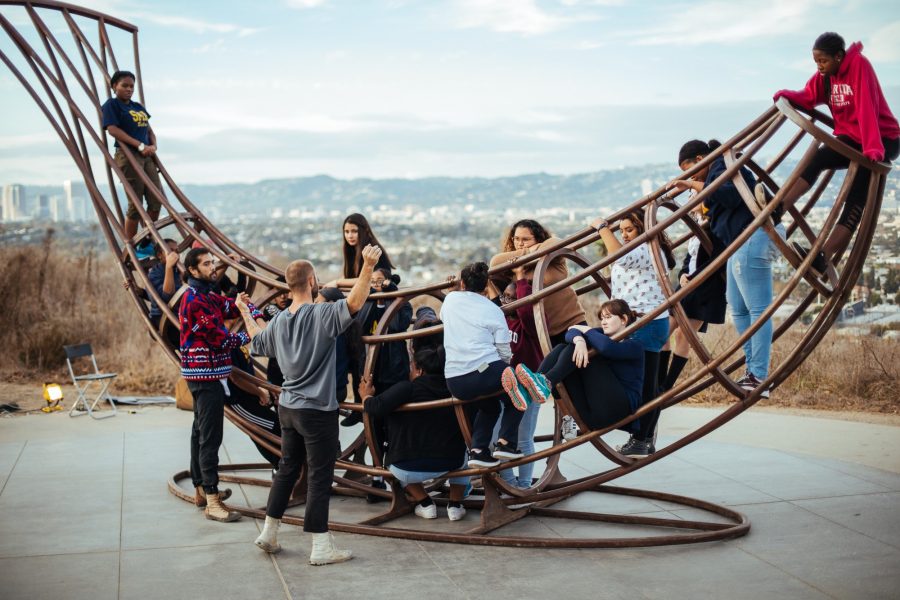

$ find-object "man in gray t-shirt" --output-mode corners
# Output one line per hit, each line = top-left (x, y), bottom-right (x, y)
(236, 244), (382, 565)
(251, 300), (351, 411)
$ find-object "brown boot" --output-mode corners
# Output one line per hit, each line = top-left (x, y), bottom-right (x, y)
(195, 486), (233, 507)
(204, 492), (242, 522)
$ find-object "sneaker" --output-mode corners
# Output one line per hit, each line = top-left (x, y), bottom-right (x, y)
(340, 411), (362, 427)
(501, 367), (530, 411)
(515, 364), (551, 404)
(366, 478), (387, 504)
(447, 504), (467, 521)
(791, 242), (827, 278)
(414, 502), (437, 519)
(135, 240), (155, 261)
(492, 441), (524, 460)
(560, 415), (578, 441)
(737, 372), (770, 399)
(468, 448), (500, 468)
(616, 436), (655, 458)
(753, 182), (771, 211)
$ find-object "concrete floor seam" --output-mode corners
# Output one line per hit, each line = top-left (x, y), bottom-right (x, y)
(0, 440), (27, 498)
(734, 544), (839, 600)
(786, 498), (900, 553)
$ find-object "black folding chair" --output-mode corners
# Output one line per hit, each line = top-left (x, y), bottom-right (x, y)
(64, 343), (118, 419)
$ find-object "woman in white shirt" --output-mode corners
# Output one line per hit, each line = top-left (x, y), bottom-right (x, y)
(591, 209), (676, 457)
(441, 262), (527, 468)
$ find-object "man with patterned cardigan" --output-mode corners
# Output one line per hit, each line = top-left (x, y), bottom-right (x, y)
(179, 247), (264, 522)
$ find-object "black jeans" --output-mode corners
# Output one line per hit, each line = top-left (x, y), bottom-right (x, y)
(188, 380), (226, 492)
(539, 343), (632, 430)
(446, 361), (522, 450)
(801, 135), (900, 230)
(266, 406), (339, 533)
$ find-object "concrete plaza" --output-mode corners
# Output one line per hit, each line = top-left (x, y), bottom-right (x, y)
(0, 404), (898, 599)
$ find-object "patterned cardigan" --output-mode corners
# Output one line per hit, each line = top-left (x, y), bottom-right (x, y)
(179, 286), (262, 381)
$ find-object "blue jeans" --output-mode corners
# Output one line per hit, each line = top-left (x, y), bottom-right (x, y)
(631, 317), (670, 353)
(727, 227), (779, 379)
(496, 399), (541, 488)
(388, 464), (470, 487)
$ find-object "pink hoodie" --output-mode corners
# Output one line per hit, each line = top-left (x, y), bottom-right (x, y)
(774, 42), (900, 162)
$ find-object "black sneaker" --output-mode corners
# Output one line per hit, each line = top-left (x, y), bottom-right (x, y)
(492, 441), (524, 460)
(468, 448), (500, 468)
(792, 242), (827, 278)
(737, 372), (770, 399)
(340, 412), (362, 427)
(366, 478), (387, 504)
(616, 436), (655, 458)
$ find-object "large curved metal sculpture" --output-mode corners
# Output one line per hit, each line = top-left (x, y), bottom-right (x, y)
(3, 1), (891, 548)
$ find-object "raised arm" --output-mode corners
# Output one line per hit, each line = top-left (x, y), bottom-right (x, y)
(346, 245), (382, 315)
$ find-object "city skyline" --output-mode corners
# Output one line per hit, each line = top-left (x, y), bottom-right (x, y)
(1, 0), (899, 185)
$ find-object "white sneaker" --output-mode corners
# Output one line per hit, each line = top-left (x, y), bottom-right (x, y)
(447, 505), (467, 521)
(561, 415), (578, 441)
(309, 532), (353, 566)
(414, 502), (437, 519)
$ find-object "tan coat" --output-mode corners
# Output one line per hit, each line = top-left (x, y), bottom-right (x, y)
(489, 237), (586, 337)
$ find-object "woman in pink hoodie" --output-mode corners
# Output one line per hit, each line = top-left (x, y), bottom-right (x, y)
(769, 32), (899, 276)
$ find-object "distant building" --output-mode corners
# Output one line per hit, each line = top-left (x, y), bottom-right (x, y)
(37, 194), (51, 220)
(2, 184), (30, 221)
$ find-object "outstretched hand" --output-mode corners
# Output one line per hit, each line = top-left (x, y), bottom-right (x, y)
(361, 244), (382, 268)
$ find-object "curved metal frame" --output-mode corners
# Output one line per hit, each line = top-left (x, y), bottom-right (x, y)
(2, 0), (890, 548)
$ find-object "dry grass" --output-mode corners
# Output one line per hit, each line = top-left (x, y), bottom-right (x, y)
(0, 233), (177, 394)
(1, 237), (897, 414)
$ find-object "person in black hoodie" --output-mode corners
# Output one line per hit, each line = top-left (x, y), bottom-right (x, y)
(671, 139), (784, 399)
(360, 345), (469, 521)
(658, 204), (727, 392)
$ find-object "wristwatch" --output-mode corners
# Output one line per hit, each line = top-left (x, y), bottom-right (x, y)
(137, 142), (145, 152)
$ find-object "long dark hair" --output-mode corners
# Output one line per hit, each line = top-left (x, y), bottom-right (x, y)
(620, 209), (677, 271)
(501, 219), (551, 252)
(341, 213), (394, 278)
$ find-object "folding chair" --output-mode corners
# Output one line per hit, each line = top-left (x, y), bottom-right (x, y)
(64, 343), (118, 419)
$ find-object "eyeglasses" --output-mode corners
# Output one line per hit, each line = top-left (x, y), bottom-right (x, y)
(499, 293), (514, 304)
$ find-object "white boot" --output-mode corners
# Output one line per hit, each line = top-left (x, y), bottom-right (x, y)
(309, 531), (353, 566)
(254, 516), (282, 553)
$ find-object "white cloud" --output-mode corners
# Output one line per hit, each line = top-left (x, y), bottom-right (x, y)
(284, 0), (329, 9)
(628, 0), (817, 46)
(129, 11), (261, 37)
(866, 21), (900, 63)
(453, 0), (571, 35)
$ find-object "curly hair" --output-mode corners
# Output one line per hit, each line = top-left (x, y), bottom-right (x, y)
(501, 219), (552, 252)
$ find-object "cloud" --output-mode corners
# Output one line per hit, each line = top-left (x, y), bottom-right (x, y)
(867, 21), (900, 63)
(452, 0), (574, 36)
(129, 11), (261, 37)
(627, 0), (817, 46)
(284, 0), (329, 8)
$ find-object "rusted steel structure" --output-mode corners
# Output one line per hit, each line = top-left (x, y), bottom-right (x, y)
(3, 1), (891, 548)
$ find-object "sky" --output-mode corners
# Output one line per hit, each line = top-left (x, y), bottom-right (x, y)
(1, 0), (899, 185)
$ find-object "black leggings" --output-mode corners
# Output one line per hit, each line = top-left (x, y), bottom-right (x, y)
(446, 361), (523, 450)
(226, 392), (282, 468)
(637, 351), (661, 441)
(539, 343), (632, 430)
(801, 135), (899, 230)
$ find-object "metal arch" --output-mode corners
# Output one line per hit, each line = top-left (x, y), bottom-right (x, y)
(2, 0), (890, 548)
